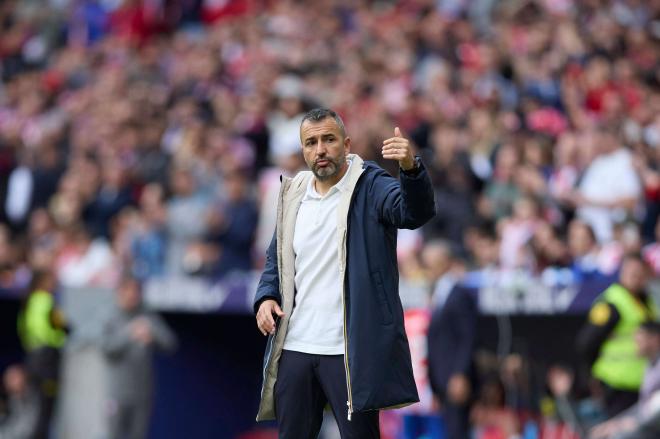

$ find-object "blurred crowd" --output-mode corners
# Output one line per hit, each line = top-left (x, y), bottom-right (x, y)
(0, 0), (657, 295)
(0, 0), (659, 438)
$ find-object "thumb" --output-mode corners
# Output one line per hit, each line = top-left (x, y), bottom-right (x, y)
(274, 303), (285, 316)
(394, 126), (402, 137)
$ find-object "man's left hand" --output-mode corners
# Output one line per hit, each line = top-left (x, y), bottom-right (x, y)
(130, 318), (153, 345)
(382, 127), (415, 171)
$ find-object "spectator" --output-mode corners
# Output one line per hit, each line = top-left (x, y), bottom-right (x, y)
(55, 225), (118, 290)
(165, 166), (208, 276)
(29, 144), (64, 214)
(470, 376), (520, 439)
(642, 220), (660, 276)
(424, 125), (479, 248)
(633, 124), (660, 243)
(0, 365), (40, 439)
(547, 365), (606, 436)
(421, 240), (458, 307)
(266, 76), (306, 164)
(26, 208), (59, 272)
(129, 184), (167, 281)
(481, 144), (520, 221)
(102, 276), (177, 439)
(574, 127), (642, 243)
(498, 196), (542, 271)
(530, 221), (570, 271)
(4, 151), (36, 230)
(205, 170), (258, 279)
(17, 270), (66, 439)
(134, 119), (170, 187)
(577, 254), (657, 417)
(83, 159), (132, 239)
(500, 354), (535, 415)
(568, 219), (610, 281)
(0, 223), (28, 291)
(254, 150), (306, 265)
(590, 321), (660, 439)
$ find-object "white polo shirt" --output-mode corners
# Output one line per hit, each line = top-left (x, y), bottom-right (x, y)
(283, 161), (352, 355)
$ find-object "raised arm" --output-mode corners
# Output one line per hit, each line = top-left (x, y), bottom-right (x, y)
(376, 127), (436, 228)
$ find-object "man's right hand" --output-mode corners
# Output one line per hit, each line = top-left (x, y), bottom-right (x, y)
(447, 373), (471, 405)
(256, 300), (285, 336)
(589, 420), (618, 439)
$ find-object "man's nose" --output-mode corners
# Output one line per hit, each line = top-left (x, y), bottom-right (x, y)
(316, 142), (327, 156)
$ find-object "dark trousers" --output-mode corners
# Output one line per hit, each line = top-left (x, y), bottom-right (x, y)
(275, 350), (380, 439)
(442, 402), (470, 439)
(106, 397), (152, 439)
(26, 347), (60, 439)
(437, 390), (470, 439)
(602, 383), (638, 418)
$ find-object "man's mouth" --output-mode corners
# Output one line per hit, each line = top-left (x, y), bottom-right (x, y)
(316, 159), (330, 167)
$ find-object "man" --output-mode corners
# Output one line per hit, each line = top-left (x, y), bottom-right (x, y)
(574, 126), (641, 243)
(427, 282), (477, 439)
(254, 108), (435, 438)
(102, 276), (177, 439)
(577, 254), (657, 417)
(0, 365), (40, 439)
(17, 270), (66, 439)
(206, 169), (259, 279)
(590, 321), (660, 439)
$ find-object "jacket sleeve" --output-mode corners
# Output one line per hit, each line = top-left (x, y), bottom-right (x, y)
(629, 397), (660, 439)
(576, 302), (620, 367)
(148, 314), (178, 353)
(253, 230), (281, 314)
(101, 318), (132, 360)
(370, 160), (436, 229)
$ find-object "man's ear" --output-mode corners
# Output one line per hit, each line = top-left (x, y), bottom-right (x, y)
(344, 136), (351, 154)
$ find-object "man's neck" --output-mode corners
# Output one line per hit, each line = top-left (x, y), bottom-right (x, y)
(625, 286), (644, 299)
(647, 351), (660, 365)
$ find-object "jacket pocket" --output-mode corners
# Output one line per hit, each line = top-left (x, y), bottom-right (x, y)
(372, 270), (393, 325)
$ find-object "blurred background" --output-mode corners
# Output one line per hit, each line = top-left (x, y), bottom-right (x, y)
(0, 0), (659, 438)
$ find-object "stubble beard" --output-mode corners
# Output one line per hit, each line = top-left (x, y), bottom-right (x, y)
(311, 155), (345, 181)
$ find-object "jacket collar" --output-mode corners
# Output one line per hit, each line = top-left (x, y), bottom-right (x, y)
(343, 153), (365, 193)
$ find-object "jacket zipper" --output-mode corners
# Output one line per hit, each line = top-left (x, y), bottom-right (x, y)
(341, 171), (364, 421)
(260, 320), (280, 399)
(340, 228), (353, 421)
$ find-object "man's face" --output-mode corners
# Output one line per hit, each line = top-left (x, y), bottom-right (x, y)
(118, 280), (141, 311)
(300, 117), (350, 181)
(635, 329), (660, 358)
(568, 221), (594, 257)
(421, 244), (451, 278)
(3, 366), (26, 395)
(619, 258), (649, 295)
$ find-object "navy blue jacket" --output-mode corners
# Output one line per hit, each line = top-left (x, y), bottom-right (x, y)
(254, 158), (436, 417)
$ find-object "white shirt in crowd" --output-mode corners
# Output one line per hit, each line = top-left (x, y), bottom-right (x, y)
(578, 148), (641, 243)
(283, 161), (353, 355)
(5, 165), (33, 224)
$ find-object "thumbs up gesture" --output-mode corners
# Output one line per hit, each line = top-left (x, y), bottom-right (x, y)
(382, 127), (415, 171)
